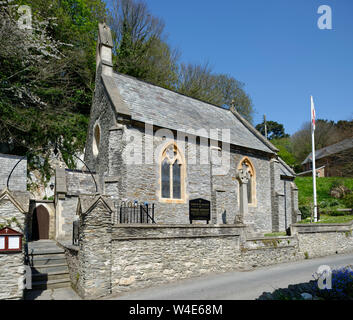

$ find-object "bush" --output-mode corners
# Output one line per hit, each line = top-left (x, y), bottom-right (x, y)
(330, 180), (342, 190)
(343, 193), (353, 209)
(329, 200), (340, 207)
(319, 201), (328, 208)
(327, 210), (345, 216)
(299, 205), (311, 220)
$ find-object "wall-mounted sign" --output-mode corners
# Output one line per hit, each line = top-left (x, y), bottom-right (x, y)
(189, 198), (211, 224)
(0, 227), (23, 253)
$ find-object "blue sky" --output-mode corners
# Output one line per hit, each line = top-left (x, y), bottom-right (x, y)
(106, 0), (353, 135)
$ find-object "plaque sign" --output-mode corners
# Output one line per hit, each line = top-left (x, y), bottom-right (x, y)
(189, 198), (211, 224)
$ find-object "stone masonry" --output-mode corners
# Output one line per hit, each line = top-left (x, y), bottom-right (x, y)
(0, 153), (27, 192)
(0, 188), (28, 300)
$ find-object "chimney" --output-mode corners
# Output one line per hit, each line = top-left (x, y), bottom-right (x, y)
(96, 22), (113, 76)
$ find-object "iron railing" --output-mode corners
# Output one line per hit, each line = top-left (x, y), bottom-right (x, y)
(115, 201), (155, 224)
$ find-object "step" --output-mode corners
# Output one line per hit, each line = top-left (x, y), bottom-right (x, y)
(31, 278), (71, 290)
(30, 255), (67, 267)
(27, 249), (65, 255)
(32, 271), (70, 282)
(30, 263), (69, 274)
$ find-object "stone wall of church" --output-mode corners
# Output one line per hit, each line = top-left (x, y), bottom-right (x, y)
(84, 73), (118, 184)
(0, 153), (27, 192)
(103, 124), (274, 233)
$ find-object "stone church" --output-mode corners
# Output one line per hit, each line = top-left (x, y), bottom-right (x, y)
(0, 23), (304, 300)
(78, 23), (300, 235)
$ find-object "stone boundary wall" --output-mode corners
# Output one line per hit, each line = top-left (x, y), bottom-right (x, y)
(291, 222), (353, 259)
(240, 236), (301, 268)
(58, 242), (80, 291)
(62, 194), (353, 299)
(0, 253), (24, 300)
(110, 225), (244, 295)
(0, 189), (27, 300)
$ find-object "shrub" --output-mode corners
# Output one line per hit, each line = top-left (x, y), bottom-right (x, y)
(343, 193), (353, 209)
(299, 205), (311, 220)
(329, 200), (340, 207)
(327, 210), (345, 217)
(330, 180), (342, 190)
(319, 201), (328, 208)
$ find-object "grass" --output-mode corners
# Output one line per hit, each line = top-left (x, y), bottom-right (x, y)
(264, 232), (287, 237)
(295, 177), (353, 208)
(299, 214), (353, 224)
(295, 177), (353, 224)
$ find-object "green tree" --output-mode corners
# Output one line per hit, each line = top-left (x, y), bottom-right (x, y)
(271, 137), (297, 168)
(177, 63), (254, 123)
(291, 119), (338, 164)
(0, 0), (106, 182)
(255, 120), (289, 140)
(109, 0), (179, 89)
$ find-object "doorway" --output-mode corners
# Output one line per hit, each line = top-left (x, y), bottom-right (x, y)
(32, 205), (49, 240)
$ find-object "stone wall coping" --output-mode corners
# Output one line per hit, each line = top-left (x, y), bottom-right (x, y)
(246, 235), (296, 241)
(291, 221), (353, 234)
(292, 221), (353, 227)
(112, 224), (246, 229)
(112, 233), (241, 241)
(243, 244), (298, 251)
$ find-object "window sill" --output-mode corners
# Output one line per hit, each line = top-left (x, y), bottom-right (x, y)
(159, 198), (186, 204)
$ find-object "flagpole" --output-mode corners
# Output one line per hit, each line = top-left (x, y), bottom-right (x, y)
(311, 96), (318, 222)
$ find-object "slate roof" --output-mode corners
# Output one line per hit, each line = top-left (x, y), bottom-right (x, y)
(302, 137), (353, 165)
(106, 72), (278, 154)
(277, 157), (296, 177)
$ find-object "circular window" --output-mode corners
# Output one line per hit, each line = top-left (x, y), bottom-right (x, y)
(92, 124), (100, 157)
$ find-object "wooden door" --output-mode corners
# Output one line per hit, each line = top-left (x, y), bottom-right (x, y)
(34, 205), (49, 240)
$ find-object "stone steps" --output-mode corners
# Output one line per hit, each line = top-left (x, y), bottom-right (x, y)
(31, 264), (69, 274)
(32, 270), (70, 282)
(31, 254), (67, 266)
(31, 278), (72, 290)
(26, 241), (71, 291)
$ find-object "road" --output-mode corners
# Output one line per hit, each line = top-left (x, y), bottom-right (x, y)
(106, 253), (353, 300)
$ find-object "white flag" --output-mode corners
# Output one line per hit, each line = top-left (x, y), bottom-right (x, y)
(311, 95), (316, 131)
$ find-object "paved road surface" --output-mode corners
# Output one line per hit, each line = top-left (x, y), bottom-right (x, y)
(106, 253), (353, 300)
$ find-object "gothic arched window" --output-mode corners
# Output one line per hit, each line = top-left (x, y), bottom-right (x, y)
(238, 157), (256, 206)
(160, 143), (185, 202)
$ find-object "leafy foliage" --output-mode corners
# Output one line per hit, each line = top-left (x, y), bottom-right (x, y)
(0, 0), (106, 183)
(255, 120), (289, 140)
(271, 137), (296, 167)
